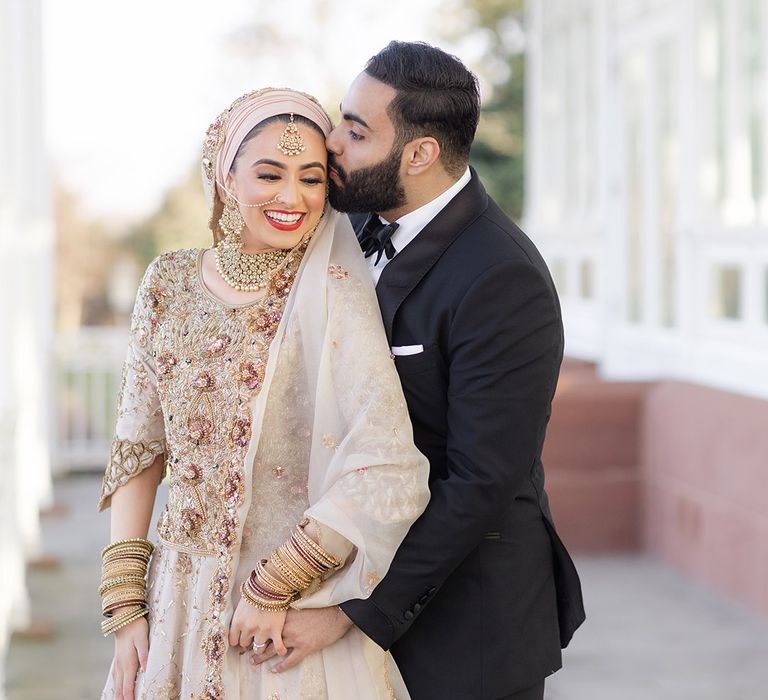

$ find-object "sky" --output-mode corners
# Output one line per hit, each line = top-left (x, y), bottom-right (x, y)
(43, 0), (475, 222)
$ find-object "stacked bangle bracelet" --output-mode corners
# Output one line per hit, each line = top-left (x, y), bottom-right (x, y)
(99, 537), (153, 636)
(240, 520), (342, 611)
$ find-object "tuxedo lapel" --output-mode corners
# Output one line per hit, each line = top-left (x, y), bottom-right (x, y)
(374, 169), (488, 342)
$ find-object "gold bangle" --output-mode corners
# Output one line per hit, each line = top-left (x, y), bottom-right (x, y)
(101, 571), (147, 587)
(103, 539), (153, 549)
(102, 539), (153, 557)
(280, 542), (322, 581)
(103, 546), (152, 557)
(270, 552), (308, 590)
(103, 555), (150, 565)
(98, 575), (147, 593)
(290, 534), (333, 574)
(102, 586), (147, 601)
(279, 542), (319, 579)
(102, 588), (147, 605)
(101, 605), (147, 636)
(240, 582), (293, 611)
(101, 563), (148, 576)
(254, 561), (296, 596)
(242, 579), (292, 607)
(102, 557), (151, 570)
(102, 553), (151, 566)
(294, 525), (341, 568)
(241, 579), (292, 606)
(103, 601), (146, 617)
(102, 609), (147, 636)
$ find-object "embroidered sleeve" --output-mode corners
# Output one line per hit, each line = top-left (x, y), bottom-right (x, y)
(98, 438), (166, 511)
(98, 259), (167, 511)
(307, 516), (354, 568)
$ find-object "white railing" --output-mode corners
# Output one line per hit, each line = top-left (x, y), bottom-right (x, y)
(54, 327), (127, 473)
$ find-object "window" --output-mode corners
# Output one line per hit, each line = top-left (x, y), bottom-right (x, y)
(764, 267), (768, 323)
(551, 258), (568, 296)
(657, 38), (678, 327)
(623, 50), (646, 323)
(745, 0), (766, 217)
(579, 260), (594, 299)
(697, 0), (725, 212)
(711, 265), (742, 320)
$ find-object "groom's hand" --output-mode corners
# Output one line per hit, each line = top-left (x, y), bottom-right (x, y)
(249, 605), (354, 672)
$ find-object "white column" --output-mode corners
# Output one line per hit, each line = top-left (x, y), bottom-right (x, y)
(722, 0), (756, 224)
(759, 0), (768, 222)
(0, 0), (54, 693)
(677, 0), (698, 340)
(523, 0), (545, 231)
(696, 0), (722, 218)
(574, 12), (588, 220)
(644, 44), (661, 329)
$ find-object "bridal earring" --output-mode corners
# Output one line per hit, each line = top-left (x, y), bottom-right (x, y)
(220, 194), (245, 244)
(215, 193), (290, 292)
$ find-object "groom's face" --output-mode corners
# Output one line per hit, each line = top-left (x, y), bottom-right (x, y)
(327, 73), (407, 214)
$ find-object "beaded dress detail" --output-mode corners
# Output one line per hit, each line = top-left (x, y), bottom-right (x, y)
(99, 216), (429, 699)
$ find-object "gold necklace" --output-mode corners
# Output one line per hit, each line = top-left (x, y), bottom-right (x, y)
(214, 241), (290, 292)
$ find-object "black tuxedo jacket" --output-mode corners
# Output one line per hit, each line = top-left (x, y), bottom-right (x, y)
(340, 170), (585, 700)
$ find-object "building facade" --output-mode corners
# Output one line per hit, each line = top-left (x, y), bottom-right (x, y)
(526, 0), (768, 615)
(0, 0), (55, 693)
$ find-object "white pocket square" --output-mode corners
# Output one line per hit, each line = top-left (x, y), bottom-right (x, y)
(391, 344), (424, 356)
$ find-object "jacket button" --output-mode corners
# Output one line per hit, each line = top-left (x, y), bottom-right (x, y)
(428, 587), (437, 595)
(419, 594), (429, 604)
(413, 603), (422, 613)
(403, 610), (415, 621)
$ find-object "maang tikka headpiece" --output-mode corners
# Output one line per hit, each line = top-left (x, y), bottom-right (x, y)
(277, 113), (306, 156)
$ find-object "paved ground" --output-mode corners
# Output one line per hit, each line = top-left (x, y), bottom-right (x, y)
(5, 473), (768, 700)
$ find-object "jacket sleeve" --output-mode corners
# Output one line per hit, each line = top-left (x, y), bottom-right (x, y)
(341, 257), (562, 648)
(97, 258), (167, 511)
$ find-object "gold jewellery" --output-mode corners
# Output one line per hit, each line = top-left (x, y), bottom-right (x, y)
(240, 519), (341, 611)
(277, 113), (306, 156)
(214, 195), (290, 292)
(99, 537), (154, 636)
(211, 107), (315, 291)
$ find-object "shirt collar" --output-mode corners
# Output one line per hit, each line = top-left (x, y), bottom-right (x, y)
(378, 167), (471, 250)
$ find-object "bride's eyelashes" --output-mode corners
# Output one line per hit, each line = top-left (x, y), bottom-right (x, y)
(255, 173), (325, 186)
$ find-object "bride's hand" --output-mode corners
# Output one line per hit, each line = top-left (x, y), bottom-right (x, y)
(111, 614), (149, 700)
(229, 598), (288, 657)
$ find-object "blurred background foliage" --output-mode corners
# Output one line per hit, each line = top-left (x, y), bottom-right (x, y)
(444, 0), (526, 219)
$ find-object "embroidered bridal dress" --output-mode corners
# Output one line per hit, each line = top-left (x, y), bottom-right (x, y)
(98, 204), (429, 698)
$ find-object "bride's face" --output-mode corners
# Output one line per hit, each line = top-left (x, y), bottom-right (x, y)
(225, 120), (327, 251)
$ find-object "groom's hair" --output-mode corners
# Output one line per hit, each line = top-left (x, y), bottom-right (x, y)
(365, 41), (480, 178)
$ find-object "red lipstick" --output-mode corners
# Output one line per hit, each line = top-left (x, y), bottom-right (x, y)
(264, 210), (306, 232)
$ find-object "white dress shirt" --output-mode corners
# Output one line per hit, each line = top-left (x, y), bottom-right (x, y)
(365, 167), (471, 285)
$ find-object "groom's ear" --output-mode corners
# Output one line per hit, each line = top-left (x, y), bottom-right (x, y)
(403, 137), (441, 176)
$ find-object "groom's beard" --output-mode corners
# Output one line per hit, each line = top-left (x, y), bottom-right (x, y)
(328, 144), (406, 214)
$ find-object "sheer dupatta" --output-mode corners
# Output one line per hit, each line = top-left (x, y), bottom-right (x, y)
(235, 209), (430, 607)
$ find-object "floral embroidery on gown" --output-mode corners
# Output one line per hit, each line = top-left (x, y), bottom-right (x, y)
(99, 233), (428, 699)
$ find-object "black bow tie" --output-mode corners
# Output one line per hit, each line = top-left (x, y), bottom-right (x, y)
(359, 214), (400, 265)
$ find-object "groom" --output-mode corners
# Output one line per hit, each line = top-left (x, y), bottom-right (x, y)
(253, 41), (585, 699)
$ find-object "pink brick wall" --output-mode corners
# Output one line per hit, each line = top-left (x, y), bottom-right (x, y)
(544, 362), (647, 551)
(642, 382), (768, 616)
(543, 363), (768, 616)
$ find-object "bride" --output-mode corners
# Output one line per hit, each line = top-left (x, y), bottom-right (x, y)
(97, 87), (429, 699)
